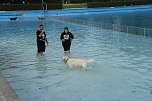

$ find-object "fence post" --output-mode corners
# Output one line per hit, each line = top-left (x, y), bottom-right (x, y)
(100, 22), (102, 28)
(91, 21), (92, 28)
(144, 28), (146, 36)
(53, 18), (152, 38)
(127, 26), (129, 33)
(83, 20), (84, 27)
(74, 19), (76, 25)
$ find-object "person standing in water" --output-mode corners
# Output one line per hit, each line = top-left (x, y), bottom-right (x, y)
(60, 27), (74, 53)
(36, 24), (48, 55)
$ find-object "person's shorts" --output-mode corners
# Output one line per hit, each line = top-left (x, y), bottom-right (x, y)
(62, 42), (71, 51)
(37, 44), (46, 52)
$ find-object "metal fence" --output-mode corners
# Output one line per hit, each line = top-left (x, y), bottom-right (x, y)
(52, 16), (152, 37)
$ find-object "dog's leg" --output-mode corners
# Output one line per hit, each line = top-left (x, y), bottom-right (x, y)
(68, 64), (74, 69)
(82, 63), (87, 71)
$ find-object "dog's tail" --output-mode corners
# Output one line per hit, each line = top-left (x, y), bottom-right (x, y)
(86, 59), (96, 64)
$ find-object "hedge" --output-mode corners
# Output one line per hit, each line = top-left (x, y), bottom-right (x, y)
(62, 0), (152, 4)
(0, 3), (62, 11)
(87, 0), (152, 8)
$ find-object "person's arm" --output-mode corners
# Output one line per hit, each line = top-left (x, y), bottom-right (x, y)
(44, 32), (48, 45)
(70, 32), (74, 42)
(60, 33), (65, 42)
(38, 30), (44, 37)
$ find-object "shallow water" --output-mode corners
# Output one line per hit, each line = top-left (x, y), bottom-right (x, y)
(1, 19), (152, 101)
(1, 9), (152, 101)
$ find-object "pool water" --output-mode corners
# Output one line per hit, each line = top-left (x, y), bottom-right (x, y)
(1, 6), (152, 101)
(58, 5), (152, 28)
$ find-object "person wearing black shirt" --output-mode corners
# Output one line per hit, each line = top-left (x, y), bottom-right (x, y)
(60, 27), (74, 53)
(36, 25), (48, 55)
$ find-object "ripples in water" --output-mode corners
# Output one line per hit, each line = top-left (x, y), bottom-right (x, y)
(0, 19), (152, 101)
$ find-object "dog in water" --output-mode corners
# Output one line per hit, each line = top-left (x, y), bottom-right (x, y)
(62, 56), (95, 70)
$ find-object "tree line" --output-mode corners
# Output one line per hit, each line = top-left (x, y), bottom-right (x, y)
(0, 0), (150, 4)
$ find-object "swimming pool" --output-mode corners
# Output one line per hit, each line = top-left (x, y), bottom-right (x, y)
(1, 6), (152, 101)
(1, 5), (152, 28)
(52, 5), (152, 29)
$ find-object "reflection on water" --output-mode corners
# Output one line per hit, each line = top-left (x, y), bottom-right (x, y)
(0, 18), (152, 101)
(36, 56), (48, 73)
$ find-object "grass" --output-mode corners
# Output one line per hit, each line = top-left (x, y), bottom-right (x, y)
(63, 3), (87, 9)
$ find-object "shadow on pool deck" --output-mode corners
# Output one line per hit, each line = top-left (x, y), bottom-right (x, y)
(0, 74), (21, 101)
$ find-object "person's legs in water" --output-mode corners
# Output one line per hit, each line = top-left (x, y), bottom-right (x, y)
(64, 50), (70, 54)
(63, 42), (71, 54)
(65, 46), (70, 53)
(37, 44), (45, 55)
(37, 52), (43, 55)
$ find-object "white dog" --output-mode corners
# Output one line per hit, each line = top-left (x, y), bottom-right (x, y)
(62, 56), (95, 70)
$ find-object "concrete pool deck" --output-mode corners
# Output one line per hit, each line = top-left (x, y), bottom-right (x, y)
(0, 74), (21, 101)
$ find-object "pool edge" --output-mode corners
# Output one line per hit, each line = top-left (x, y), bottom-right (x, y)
(0, 74), (21, 101)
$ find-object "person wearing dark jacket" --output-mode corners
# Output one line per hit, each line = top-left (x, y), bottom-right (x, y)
(60, 27), (74, 53)
(36, 25), (48, 55)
